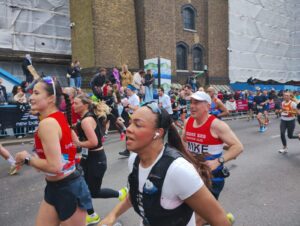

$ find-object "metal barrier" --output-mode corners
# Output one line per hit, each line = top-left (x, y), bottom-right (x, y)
(0, 104), (39, 138)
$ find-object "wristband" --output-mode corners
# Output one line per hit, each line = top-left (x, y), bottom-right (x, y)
(24, 155), (31, 165)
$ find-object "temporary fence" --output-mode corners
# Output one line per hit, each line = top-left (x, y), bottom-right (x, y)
(0, 104), (39, 138)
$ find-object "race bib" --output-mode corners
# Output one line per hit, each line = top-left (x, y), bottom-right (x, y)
(82, 147), (88, 157)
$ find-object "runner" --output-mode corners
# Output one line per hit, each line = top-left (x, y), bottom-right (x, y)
(278, 91), (298, 154)
(72, 94), (128, 225)
(247, 90), (255, 120)
(99, 102), (230, 226)
(182, 91), (243, 226)
(206, 87), (229, 118)
(119, 84), (140, 157)
(0, 144), (20, 175)
(184, 84), (193, 118)
(253, 88), (269, 132)
(15, 76), (92, 226)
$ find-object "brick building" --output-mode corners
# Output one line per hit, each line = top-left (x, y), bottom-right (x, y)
(70, 0), (229, 85)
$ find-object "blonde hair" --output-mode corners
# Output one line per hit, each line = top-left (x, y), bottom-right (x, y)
(75, 94), (111, 120)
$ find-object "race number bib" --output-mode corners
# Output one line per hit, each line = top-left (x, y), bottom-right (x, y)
(82, 147), (88, 157)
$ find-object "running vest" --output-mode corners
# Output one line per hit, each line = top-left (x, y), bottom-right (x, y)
(281, 101), (297, 118)
(34, 111), (76, 176)
(128, 145), (193, 226)
(185, 115), (224, 181)
(76, 112), (103, 150)
(209, 97), (221, 116)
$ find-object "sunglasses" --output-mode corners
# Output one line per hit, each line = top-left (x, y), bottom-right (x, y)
(42, 76), (56, 97)
(142, 101), (162, 126)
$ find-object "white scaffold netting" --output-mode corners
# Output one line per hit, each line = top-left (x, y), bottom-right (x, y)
(229, 0), (300, 83)
(0, 0), (71, 55)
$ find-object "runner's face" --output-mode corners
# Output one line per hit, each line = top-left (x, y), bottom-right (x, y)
(30, 82), (53, 112)
(190, 98), (209, 118)
(283, 93), (290, 102)
(73, 97), (88, 114)
(126, 107), (157, 152)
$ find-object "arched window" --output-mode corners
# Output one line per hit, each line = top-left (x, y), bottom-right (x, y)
(192, 46), (203, 71)
(182, 5), (196, 30)
(176, 43), (188, 70)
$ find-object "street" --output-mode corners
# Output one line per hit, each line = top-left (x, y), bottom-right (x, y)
(0, 117), (300, 226)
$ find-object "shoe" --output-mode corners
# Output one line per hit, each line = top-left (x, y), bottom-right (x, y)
(120, 132), (125, 141)
(119, 149), (130, 157)
(226, 212), (235, 225)
(278, 148), (288, 154)
(118, 187), (128, 201)
(86, 213), (100, 225)
(259, 126), (263, 132)
(9, 165), (20, 176)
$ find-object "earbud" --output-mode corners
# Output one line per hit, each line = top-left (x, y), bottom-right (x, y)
(153, 132), (160, 140)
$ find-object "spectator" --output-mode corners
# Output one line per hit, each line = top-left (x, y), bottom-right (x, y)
(225, 95), (237, 113)
(133, 70), (145, 99)
(121, 64), (133, 88)
(158, 87), (173, 115)
(186, 72), (198, 92)
(110, 67), (121, 90)
(90, 67), (107, 99)
(67, 62), (75, 87)
(13, 86), (27, 104)
(73, 60), (82, 88)
(0, 78), (8, 104)
(143, 69), (154, 102)
(21, 54), (34, 83)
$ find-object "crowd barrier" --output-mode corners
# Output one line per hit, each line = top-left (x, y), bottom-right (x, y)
(0, 104), (39, 138)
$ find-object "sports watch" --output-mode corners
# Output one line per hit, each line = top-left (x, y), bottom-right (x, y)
(218, 156), (225, 164)
(24, 155), (31, 165)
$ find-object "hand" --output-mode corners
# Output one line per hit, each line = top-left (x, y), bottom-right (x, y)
(99, 215), (116, 226)
(15, 150), (30, 165)
(205, 159), (221, 171)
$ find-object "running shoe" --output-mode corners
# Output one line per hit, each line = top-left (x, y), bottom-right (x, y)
(259, 126), (263, 132)
(278, 148), (288, 154)
(120, 132), (125, 141)
(262, 126), (267, 132)
(9, 165), (20, 176)
(118, 187), (129, 201)
(86, 213), (100, 225)
(226, 212), (235, 225)
(119, 149), (130, 157)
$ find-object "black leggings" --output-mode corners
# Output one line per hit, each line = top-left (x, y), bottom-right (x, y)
(80, 151), (119, 199)
(280, 119), (298, 147)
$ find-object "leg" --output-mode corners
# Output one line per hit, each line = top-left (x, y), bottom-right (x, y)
(35, 200), (60, 226)
(286, 120), (297, 139)
(280, 120), (287, 148)
(61, 207), (86, 226)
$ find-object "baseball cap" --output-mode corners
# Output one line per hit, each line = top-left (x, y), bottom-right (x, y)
(190, 91), (211, 104)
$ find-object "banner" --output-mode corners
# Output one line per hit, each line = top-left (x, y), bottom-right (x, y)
(236, 100), (248, 111)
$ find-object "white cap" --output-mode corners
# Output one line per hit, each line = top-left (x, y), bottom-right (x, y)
(190, 91), (211, 104)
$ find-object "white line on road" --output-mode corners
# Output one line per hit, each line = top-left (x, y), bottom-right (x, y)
(270, 135), (280, 139)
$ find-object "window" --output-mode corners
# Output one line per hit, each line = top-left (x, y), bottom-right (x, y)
(176, 43), (188, 70)
(182, 5), (197, 30)
(192, 46), (203, 71)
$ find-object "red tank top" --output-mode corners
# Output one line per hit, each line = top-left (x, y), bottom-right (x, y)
(185, 115), (223, 156)
(35, 111), (76, 176)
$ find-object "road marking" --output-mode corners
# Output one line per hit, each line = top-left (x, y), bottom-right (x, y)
(270, 135), (280, 139)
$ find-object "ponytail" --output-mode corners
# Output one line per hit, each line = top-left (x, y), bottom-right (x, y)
(167, 123), (212, 188)
(62, 93), (72, 127)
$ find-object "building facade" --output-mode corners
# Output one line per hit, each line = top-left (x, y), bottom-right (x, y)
(70, 0), (229, 85)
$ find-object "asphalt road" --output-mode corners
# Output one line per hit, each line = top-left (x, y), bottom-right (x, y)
(0, 116), (300, 226)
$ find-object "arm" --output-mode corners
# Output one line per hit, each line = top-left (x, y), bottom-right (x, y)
(75, 117), (98, 148)
(216, 99), (229, 117)
(99, 196), (132, 226)
(15, 118), (63, 174)
(207, 120), (243, 170)
(185, 186), (230, 226)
